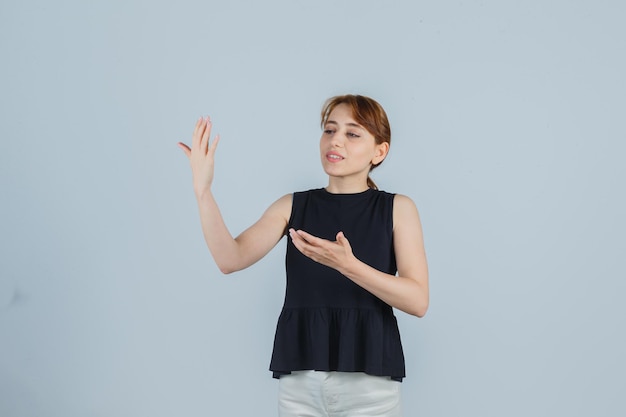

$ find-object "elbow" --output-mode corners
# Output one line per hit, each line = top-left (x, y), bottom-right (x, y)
(214, 252), (247, 275)
(217, 262), (240, 275)
(409, 300), (429, 318)
(410, 280), (429, 317)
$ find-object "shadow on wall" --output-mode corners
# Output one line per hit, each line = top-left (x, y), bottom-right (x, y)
(0, 284), (27, 313)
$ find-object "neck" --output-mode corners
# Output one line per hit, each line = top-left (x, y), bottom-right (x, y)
(325, 177), (369, 194)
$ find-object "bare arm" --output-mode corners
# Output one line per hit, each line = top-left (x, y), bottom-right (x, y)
(289, 194), (429, 317)
(178, 117), (291, 274)
(196, 192), (291, 273)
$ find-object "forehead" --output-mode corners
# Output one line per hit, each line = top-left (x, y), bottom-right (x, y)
(327, 103), (358, 124)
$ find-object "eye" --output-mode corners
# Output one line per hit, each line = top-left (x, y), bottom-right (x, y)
(347, 132), (361, 138)
(323, 129), (335, 135)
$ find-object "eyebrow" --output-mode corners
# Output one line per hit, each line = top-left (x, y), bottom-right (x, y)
(325, 120), (364, 129)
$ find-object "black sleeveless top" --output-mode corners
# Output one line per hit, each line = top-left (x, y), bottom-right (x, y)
(269, 188), (406, 381)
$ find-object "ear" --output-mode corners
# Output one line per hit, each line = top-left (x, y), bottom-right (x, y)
(372, 141), (389, 166)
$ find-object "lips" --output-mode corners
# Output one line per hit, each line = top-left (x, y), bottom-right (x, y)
(326, 151), (344, 162)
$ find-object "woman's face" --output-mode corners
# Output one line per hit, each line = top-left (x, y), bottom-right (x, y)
(319, 104), (388, 181)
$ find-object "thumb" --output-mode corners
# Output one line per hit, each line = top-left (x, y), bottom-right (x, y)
(177, 142), (191, 159)
(336, 231), (351, 248)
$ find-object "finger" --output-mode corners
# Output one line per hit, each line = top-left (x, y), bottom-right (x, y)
(288, 228), (305, 244)
(200, 117), (212, 153)
(336, 231), (349, 242)
(288, 229), (306, 250)
(192, 117), (204, 151)
(336, 231), (352, 250)
(294, 229), (325, 246)
(192, 116), (203, 135)
(289, 229), (311, 249)
(208, 133), (220, 155)
(289, 232), (318, 260)
(177, 142), (191, 159)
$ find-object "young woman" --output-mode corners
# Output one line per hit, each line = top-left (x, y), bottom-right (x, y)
(178, 95), (429, 417)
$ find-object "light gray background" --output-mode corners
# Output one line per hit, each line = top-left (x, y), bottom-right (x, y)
(1, 0), (624, 416)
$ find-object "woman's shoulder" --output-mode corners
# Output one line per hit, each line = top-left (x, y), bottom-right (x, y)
(391, 193), (415, 205)
(264, 193), (293, 219)
(390, 193), (422, 229)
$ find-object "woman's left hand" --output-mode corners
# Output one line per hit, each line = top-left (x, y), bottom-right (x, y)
(288, 228), (356, 273)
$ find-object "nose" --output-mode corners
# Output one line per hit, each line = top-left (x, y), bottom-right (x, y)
(330, 130), (344, 147)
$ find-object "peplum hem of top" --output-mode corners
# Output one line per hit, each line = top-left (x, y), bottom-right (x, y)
(269, 306), (406, 381)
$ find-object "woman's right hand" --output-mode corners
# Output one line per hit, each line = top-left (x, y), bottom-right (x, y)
(178, 117), (221, 197)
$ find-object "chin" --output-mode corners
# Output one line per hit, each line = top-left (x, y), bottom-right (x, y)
(321, 164), (342, 177)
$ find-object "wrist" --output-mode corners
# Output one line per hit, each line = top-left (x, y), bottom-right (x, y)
(194, 186), (213, 201)
(340, 255), (362, 279)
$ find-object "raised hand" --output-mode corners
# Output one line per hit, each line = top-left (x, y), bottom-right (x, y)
(288, 228), (357, 274)
(178, 117), (221, 196)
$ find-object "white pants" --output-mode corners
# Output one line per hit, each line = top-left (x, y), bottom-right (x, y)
(278, 371), (402, 417)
